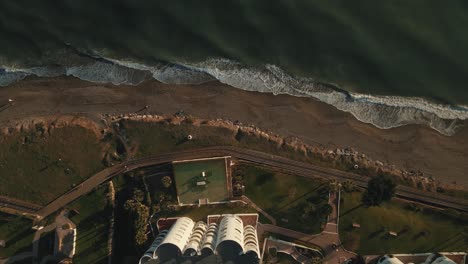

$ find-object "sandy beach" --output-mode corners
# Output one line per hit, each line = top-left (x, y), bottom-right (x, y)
(1, 76), (467, 188)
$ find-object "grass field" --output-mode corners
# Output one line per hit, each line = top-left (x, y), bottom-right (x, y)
(239, 165), (329, 234)
(0, 213), (34, 258)
(339, 191), (468, 254)
(69, 185), (111, 264)
(173, 158), (228, 205)
(0, 126), (105, 205)
(124, 121), (238, 158)
(123, 120), (303, 162)
(123, 121), (335, 168)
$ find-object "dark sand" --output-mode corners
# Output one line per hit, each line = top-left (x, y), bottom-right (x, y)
(1, 77), (467, 187)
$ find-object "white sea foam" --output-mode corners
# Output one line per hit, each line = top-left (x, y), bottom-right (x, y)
(1, 56), (467, 136)
(104, 58), (215, 84)
(0, 70), (29, 86)
(181, 58), (468, 135)
(0, 59), (150, 86)
(65, 61), (150, 85)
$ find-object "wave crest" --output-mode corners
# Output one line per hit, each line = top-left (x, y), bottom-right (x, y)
(1, 55), (467, 136)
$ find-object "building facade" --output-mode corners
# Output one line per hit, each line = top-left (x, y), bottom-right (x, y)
(139, 214), (260, 264)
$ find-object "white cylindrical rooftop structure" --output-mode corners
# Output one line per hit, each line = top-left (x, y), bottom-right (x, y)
(157, 217), (195, 254)
(139, 230), (168, 264)
(201, 223), (218, 254)
(215, 215), (244, 254)
(425, 254), (456, 264)
(139, 214), (260, 262)
(183, 221), (207, 256)
(243, 225), (259, 258)
(377, 255), (404, 264)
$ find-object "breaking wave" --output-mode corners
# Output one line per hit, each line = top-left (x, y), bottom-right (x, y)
(1, 55), (467, 136)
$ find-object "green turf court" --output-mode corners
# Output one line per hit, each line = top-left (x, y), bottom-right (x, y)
(173, 158), (228, 205)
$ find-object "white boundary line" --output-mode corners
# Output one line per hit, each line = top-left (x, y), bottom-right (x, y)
(174, 156), (231, 205)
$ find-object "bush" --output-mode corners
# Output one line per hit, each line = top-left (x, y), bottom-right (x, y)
(161, 176), (172, 188)
(342, 180), (357, 193)
(405, 203), (422, 212)
(320, 204), (333, 216)
(124, 199), (150, 246)
(362, 175), (396, 206)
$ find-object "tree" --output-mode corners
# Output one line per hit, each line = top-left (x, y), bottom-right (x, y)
(362, 174), (396, 206)
(349, 255), (365, 264)
(342, 180), (357, 193)
(320, 204), (333, 216)
(161, 176), (172, 188)
(132, 188), (145, 203)
(302, 203), (316, 218)
(311, 257), (323, 264)
(124, 199), (150, 246)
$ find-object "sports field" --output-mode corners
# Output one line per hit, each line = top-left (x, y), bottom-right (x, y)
(173, 158), (228, 205)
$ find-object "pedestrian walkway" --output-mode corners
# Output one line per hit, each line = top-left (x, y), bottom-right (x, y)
(259, 190), (356, 264)
(267, 238), (312, 264)
(241, 195), (277, 225)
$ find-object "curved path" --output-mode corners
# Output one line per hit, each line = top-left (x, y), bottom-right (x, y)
(1, 146), (466, 219)
(260, 191), (355, 264)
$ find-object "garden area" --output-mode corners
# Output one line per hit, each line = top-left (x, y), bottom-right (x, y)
(112, 170), (163, 263)
(339, 190), (468, 254)
(235, 165), (330, 234)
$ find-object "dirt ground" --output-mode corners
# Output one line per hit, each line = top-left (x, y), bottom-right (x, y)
(0, 76), (467, 188)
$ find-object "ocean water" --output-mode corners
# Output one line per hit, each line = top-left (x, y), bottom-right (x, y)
(1, 0), (468, 135)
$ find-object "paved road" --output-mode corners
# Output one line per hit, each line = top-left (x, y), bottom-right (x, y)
(2, 146), (467, 219)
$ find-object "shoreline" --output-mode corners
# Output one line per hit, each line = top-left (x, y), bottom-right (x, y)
(2, 57), (468, 136)
(1, 76), (468, 187)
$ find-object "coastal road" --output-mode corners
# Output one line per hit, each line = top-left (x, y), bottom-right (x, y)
(4, 146), (467, 219)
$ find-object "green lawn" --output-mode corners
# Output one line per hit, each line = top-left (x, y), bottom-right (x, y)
(173, 158), (228, 204)
(123, 120), (377, 179)
(69, 185), (112, 264)
(240, 165), (329, 234)
(0, 126), (105, 205)
(339, 191), (468, 254)
(123, 121), (329, 166)
(0, 214), (34, 258)
(124, 121), (238, 158)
